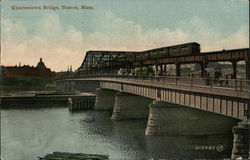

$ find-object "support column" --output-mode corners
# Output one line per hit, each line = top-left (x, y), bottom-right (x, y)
(131, 67), (136, 75)
(175, 63), (180, 77)
(70, 81), (75, 92)
(231, 61), (238, 79)
(145, 101), (239, 136)
(68, 98), (73, 111)
(111, 92), (153, 120)
(200, 61), (208, 78)
(139, 65), (143, 75)
(246, 59), (250, 80)
(66, 81), (69, 92)
(126, 64), (130, 73)
(231, 119), (250, 159)
(155, 64), (158, 75)
(112, 67), (116, 74)
(163, 64), (167, 76)
(159, 65), (163, 76)
(94, 88), (116, 110)
(61, 81), (64, 92)
(69, 97), (80, 111)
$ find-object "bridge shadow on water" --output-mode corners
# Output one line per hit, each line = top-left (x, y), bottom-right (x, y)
(144, 134), (232, 159)
(78, 110), (232, 160)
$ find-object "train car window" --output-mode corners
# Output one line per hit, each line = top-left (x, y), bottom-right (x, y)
(150, 51), (158, 55)
(180, 46), (188, 49)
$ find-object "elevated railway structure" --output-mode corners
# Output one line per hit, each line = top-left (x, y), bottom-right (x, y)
(78, 45), (249, 79)
(78, 50), (136, 75)
(134, 48), (249, 79)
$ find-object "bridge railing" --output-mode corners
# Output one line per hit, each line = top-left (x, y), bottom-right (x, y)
(61, 74), (250, 92)
(115, 75), (249, 92)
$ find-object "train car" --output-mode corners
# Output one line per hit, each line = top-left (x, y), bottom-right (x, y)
(169, 42), (200, 57)
(115, 52), (133, 63)
(144, 42), (200, 60)
(127, 54), (136, 62)
(135, 52), (149, 61)
(117, 42), (200, 62)
(118, 54), (128, 62)
(149, 47), (169, 59)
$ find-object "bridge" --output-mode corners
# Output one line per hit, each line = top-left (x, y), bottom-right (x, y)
(78, 48), (249, 79)
(58, 74), (249, 158)
(58, 75), (249, 120)
(58, 45), (250, 159)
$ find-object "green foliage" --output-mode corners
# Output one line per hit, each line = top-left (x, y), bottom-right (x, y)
(134, 67), (155, 76)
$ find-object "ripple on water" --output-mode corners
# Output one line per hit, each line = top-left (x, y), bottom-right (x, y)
(1, 108), (234, 160)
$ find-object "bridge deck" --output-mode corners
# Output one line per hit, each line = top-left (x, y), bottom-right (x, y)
(59, 75), (250, 120)
(66, 76), (249, 98)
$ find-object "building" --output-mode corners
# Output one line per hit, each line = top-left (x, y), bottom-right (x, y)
(1, 58), (56, 92)
(1, 58), (56, 78)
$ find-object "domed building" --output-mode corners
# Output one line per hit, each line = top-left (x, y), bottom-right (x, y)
(1, 58), (56, 92)
(37, 58), (47, 70)
(2, 58), (55, 77)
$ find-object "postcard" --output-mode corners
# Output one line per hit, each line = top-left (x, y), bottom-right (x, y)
(0, 0), (249, 160)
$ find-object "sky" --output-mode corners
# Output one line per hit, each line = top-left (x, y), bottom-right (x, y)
(1, 0), (249, 71)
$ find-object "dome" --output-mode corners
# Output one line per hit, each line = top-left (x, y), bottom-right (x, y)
(37, 58), (46, 69)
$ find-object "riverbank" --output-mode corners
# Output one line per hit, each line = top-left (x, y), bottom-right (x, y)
(0, 92), (95, 108)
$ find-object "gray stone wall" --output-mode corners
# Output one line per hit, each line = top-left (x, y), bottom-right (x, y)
(146, 101), (239, 136)
(111, 92), (153, 120)
(231, 119), (250, 159)
(94, 88), (116, 110)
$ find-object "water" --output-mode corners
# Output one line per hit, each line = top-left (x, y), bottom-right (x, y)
(1, 107), (233, 160)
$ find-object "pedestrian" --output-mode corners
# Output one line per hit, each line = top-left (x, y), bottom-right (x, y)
(156, 72), (160, 82)
(225, 75), (229, 87)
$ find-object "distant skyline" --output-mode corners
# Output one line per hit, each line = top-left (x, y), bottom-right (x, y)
(1, 0), (249, 71)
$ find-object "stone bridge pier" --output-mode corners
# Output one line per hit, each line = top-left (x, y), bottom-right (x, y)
(111, 92), (153, 120)
(145, 101), (239, 136)
(94, 88), (116, 110)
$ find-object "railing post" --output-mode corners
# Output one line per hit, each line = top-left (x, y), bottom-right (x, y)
(235, 80), (238, 91)
(191, 77), (193, 87)
(240, 80), (242, 91)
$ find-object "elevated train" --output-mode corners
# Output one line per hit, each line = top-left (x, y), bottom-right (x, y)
(118, 42), (201, 63)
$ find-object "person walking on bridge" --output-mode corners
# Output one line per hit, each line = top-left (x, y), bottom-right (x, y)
(224, 75), (229, 87)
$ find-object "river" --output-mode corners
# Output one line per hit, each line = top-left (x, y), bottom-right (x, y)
(1, 107), (233, 160)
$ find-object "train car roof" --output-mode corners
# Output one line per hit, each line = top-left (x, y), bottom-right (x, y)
(86, 50), (138, 54)
(142, 42), (200, 52)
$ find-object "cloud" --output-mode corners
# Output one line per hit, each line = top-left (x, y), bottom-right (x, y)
(2, 14), (85, 71)
(1, 12), (249, 71)
(229, 0), (249, 2)
(203, 25), (249, 51)
(85, 11), (190, 51)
